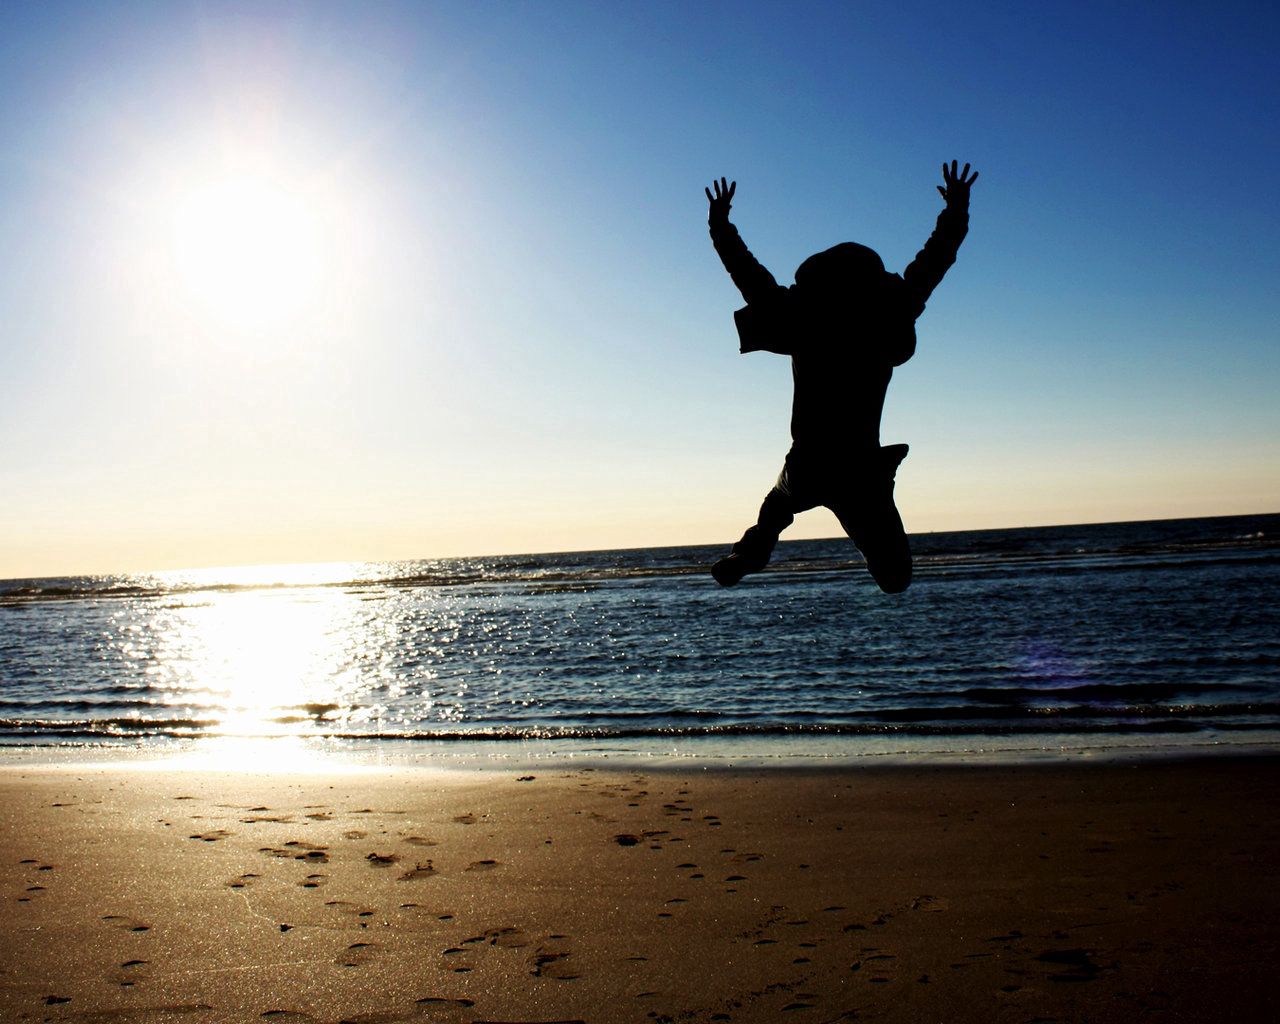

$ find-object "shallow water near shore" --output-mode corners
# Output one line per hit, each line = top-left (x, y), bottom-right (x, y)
(2, 512), (1277, 764)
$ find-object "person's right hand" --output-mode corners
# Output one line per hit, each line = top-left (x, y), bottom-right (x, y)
(937, 160), (978, 207)
(705, 177), (736, 223)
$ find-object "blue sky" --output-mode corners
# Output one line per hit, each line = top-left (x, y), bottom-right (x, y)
(0, 1), (1276, 576)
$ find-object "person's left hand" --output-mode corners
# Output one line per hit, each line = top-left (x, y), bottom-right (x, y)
(705, 177), (736, 223)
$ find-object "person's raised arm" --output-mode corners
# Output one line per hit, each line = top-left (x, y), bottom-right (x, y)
(705, 178), (781, 306)
(902, 160), (978, 317)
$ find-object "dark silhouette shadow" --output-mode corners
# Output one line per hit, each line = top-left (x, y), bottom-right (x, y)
(705, 162), (978, 593)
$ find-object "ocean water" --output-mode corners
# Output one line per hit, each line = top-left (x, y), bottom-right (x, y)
(1, 514), (1277, 761)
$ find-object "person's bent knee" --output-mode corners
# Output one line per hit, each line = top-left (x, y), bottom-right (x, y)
(871, 563), (912, 594)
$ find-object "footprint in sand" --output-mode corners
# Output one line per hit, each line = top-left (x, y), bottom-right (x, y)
(189, 830), (234, 842)
(452, 813), (477, 825)
(101, 915), (151, 933)
(642, 829), (670, 848)
(366, 851), (399, 867)
(531, 949), (578, 980)
(324, 900), (376, 919)
(398, 862), (436, 881)
(402, 836), (438, 847)
(298, 874), (327, 889)
(440, 947), (474, 973)
(465, 859), (499, 871)
(226, 873), (260, 889)
(343, 830), (367, 840)
(859, 950), (898, 983)
(116, 959), (149, 988)
(1035, 947), (1107, 982)
(466, 926), (528, 948)
(260, 845), (329, 864)
(337, 941), (379, 968)
(414, 997), (475, 1011)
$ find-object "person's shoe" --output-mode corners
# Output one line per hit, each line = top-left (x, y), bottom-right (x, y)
(712, 553), (755, 587)
(881, 443), (909, 475)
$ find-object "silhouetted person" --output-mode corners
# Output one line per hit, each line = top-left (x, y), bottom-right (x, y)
(706, 161), (978, 593)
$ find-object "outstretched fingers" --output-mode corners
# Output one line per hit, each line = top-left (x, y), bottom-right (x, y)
(708, 177), (735, 201)
(705, 177), (737, 220)
(940, 160), (979, 198)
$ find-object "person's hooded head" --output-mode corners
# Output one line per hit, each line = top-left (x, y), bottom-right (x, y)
(795, 242), (886, 294)
(792, 242), (915, 365)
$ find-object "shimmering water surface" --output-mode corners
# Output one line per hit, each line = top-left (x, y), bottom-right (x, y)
(1, 514), (1277, 759)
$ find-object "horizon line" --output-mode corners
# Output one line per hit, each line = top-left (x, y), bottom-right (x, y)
(3, 508), (1275, 585)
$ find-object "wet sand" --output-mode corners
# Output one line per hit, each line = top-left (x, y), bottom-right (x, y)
(2, 755), (1278, 1022)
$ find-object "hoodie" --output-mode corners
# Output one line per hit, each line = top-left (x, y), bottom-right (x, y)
(709, 202), (968, 454)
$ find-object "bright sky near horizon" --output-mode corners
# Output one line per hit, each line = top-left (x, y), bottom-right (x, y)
(1, 1), (1276, 578)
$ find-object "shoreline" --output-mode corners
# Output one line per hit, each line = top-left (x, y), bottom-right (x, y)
(3, 754), (1278, 1022)
(3, 730), (1279, 774)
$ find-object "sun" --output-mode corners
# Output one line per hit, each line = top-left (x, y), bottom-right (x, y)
(169, 171), (325, 331)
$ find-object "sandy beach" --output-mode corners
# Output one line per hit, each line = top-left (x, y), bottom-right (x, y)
(2, 754), (1278, 1023)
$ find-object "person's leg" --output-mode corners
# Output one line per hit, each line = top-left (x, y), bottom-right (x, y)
(830, 447), (912, 594)
(712, 461), (812, 586)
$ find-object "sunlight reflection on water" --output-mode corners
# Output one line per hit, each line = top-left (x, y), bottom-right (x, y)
(137, 583), (392, 756)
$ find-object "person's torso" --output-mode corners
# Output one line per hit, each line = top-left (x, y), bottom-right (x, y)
(789, 349), (891, 451)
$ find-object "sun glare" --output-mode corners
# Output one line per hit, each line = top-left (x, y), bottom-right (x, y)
(169, 171), (325, 330)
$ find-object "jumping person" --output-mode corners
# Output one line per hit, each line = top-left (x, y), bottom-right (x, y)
(705, 161), (978, 593)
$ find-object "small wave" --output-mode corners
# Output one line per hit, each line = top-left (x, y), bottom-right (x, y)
(957, 681), (1261, 704)
(3, 701), (1278, 743)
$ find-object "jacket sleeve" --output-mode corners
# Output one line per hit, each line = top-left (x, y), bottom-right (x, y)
(709, 217), (782, 307)
(902, 203), (969, 319)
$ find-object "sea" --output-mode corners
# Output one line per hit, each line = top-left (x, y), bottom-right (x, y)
(1, 513), (1277, 766)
